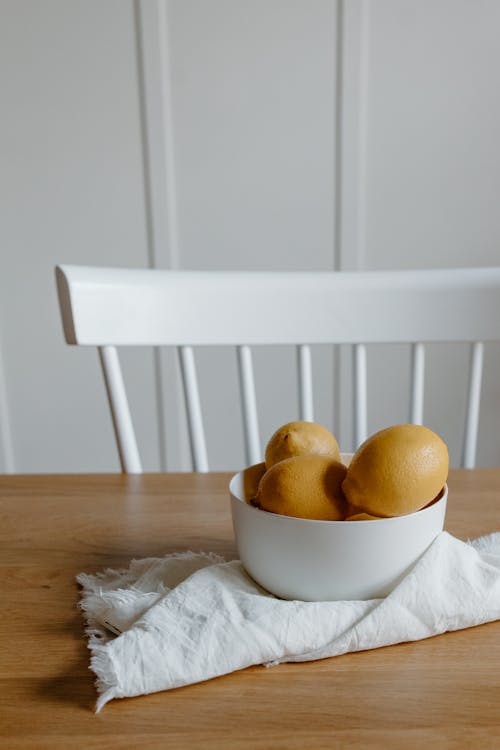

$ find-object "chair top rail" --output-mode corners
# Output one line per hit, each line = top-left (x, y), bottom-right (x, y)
(56, 265), (500, 347)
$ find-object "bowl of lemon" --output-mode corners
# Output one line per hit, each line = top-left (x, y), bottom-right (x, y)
(230, 421), (448, 601)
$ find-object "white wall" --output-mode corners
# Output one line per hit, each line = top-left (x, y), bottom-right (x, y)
(1, 0), (499, 473)
(347, 0), (500, 465)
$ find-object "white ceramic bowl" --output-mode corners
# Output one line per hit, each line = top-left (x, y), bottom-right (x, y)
(229, 454), (447, 601)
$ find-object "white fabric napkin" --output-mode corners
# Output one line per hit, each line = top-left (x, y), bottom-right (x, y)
(78, 531), (500, 712)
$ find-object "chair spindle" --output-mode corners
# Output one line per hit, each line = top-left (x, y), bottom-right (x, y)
(297, 344), (314, 422)
(462, 341), (484, 469)
(353, 343), (368, 449)
(409, 342), (425, 425)
(178, 346), (209, 472)
(237, 345), (261, 466)
(98, 346), (143, 473)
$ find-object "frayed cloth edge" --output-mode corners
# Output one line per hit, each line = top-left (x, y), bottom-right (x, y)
(89, 638), (118, 713)
(77, 550), (227, 712)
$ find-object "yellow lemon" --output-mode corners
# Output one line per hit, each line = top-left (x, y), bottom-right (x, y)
(342, 424), (449, 517)
(264, 420), (340, 470)
(345, 512), (382, 521)
(256, 454), (347, 520)
(240, 462), (266, 505)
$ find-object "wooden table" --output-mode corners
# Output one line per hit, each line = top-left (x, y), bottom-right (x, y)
(1, 470), (499, 749)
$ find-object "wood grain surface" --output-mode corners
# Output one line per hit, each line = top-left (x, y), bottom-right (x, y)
(0, 470), (499, 749)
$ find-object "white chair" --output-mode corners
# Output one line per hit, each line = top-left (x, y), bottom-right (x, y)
(56, 264), (500, 473)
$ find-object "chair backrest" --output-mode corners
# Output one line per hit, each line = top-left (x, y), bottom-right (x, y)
(56, 264), (500, 472)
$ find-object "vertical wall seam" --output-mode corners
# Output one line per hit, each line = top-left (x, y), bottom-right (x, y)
(333, 0), (344, 275)
(134, 0), (155, 270)
(156, 0), (181, 270)
(332, 0), (344, 434)
(335, 0), (370, 447)
(356, 0), (370, 271)
(337, 0), (369, 272)
(135, 0), (188, 471)
(135, 0), (180, 271)
(135, 0), (166, 470)
(0, 337), (15, 473)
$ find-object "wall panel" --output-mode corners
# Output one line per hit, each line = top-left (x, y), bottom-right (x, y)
(366, 0), (500, 464)
(1, 0), (498, 471)
(142, 0), (339, 469)
(0, 0), (158, 471)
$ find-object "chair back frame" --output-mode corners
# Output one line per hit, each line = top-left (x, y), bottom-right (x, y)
(56, 265), (500, 472)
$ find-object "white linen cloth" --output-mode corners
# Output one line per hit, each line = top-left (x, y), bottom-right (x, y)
(78, 532), (500, 712)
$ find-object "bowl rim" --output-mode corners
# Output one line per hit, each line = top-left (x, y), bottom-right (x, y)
(229, 468), (448, 526)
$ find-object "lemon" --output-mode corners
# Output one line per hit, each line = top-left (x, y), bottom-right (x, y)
(342, 424), (448, 517)
(264, 420), (340, 470)
(345, 512), (382, 521)
(240, 462), (266, 505)
(256, 454), (347, 520)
